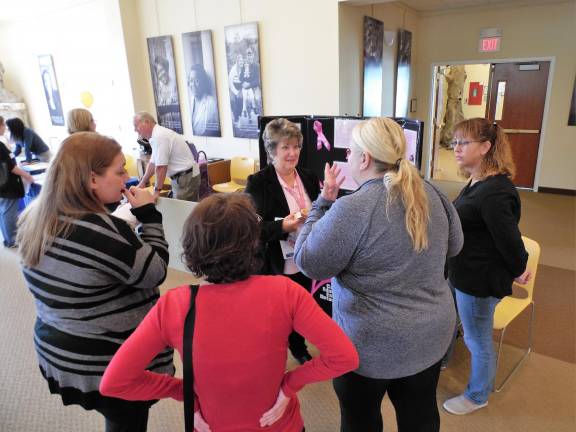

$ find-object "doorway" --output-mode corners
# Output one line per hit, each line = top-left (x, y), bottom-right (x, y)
(429, 60), (551, 189)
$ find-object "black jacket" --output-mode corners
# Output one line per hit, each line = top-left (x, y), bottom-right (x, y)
(448, 174), (528, 299)
(0, 141), (24, 199)
(245, 165), (320, 275)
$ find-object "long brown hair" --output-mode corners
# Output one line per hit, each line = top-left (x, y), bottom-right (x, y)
(453, 118), (516, 179)
(352, 117), (430, 252)
(18, 133), (122, 267)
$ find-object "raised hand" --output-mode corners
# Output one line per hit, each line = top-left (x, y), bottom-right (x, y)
(321, 162), (345, 201)
(123, 186), (156, 209)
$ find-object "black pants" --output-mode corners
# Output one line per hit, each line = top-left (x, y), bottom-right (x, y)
(333, 361), (442, 432)
(96, 401), (151, 432)
(286, 272), (312, 358)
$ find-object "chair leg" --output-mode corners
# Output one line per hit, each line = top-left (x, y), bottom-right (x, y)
(494, 302), (535, 392)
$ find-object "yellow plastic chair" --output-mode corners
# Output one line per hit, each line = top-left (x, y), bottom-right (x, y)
(124, 154), (139, 177)
(212, 156), (255, 193)
(493, 236), (541, 392)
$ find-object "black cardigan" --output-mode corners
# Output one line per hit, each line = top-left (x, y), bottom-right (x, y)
(448, 174), (528, 299)
(245, 165), (320, 275)
(0, 141), (24, 199)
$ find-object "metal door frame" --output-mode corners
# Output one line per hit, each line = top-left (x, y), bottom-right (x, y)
(426, 56), (555, 191)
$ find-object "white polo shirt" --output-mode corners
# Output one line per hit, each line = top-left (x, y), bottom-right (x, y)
(150, 124), (198, 178)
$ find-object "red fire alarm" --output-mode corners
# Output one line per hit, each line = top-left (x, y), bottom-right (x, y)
(468, 82), (483, 105)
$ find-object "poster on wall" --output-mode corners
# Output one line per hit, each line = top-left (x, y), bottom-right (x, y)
(569, 75), (576, 126)
(362, 16), (384, 117)
(224, 22), (263, 139)
(38, 55), (64, 126)
(182, 30), (221, 137)
(147, 35), (183, 134)
(395, 29), (412, 117)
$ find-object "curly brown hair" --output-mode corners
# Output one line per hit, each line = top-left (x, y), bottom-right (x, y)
(181, 194), (262, 283)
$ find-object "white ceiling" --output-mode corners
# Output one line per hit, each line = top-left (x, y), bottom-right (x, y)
(1, 0), (570, 21)
(340, 0), (570, 13)
(0, 0), (92, 21)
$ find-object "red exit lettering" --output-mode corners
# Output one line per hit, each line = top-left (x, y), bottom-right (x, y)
(480, 37), (501, 52)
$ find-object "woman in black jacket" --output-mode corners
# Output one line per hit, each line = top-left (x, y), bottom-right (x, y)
(245, 118), (320, 364)
(443, 118), (530, 415)
(0, 116), (34, 248)
(6, 117), (52, 163)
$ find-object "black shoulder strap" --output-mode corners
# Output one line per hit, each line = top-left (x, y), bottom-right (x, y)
(183, 284), (200, 432)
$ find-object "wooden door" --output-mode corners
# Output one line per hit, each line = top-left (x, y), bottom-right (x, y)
(486, 62), (549, 188)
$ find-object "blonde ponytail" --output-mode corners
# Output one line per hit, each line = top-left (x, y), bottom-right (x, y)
(353, 118), (430, 252)
(384, 159), (430, 252)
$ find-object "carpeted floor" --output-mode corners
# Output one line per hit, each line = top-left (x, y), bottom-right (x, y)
(1, 246), (575, 431)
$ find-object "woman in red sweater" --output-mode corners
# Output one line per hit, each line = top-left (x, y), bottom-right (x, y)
(101, 193), (358, 431)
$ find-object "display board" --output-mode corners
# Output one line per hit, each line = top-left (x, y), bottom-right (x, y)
(258, 116), (423, 191)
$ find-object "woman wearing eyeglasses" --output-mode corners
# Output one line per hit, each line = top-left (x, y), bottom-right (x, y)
(442, 118), (530, 415)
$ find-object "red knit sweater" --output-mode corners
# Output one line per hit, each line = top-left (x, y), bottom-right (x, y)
(101, 275), (358, 431)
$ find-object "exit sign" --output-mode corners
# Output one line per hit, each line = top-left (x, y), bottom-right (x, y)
(479, 37), (501, 52)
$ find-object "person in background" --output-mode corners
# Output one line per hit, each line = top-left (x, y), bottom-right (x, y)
(443, 118), (529, 415)
(67, 108), (96, 134)
(17, 132), (173, 432)
(245, 118), (321, 365)
(295, 117), (463, 432)
(134, 111), (199, 201)
(0, 116), (34, 248)
(5, 117), (52, 163)
(100, 193), (359, 432)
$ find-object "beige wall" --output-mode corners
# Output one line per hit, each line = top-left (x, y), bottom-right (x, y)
(0, 0), (136, 152)
(121, 0), (341, 162)
(413, 1), (576, 190)
(338, 2), (419, 117)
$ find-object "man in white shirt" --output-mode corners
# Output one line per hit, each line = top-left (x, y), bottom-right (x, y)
(133, 112), (199, 201)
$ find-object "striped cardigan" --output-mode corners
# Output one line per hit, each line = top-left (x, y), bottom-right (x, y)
(22, 204), (174, 407)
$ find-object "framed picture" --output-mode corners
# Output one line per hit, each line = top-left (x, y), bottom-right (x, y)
(182, 30), (221, 137)
(38, 55), (64, 126)
(147, 35), (183, 134)
(569, 75), (576, 126)
(395, 29), (412, 117)
(224, 22), (263, 139)
(363, 16), (384, 117)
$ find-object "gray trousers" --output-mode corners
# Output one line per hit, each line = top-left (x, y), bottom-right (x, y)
(171, 171), (200, 202)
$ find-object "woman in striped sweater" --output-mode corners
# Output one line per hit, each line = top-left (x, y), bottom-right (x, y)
(17, 132), (173, 432)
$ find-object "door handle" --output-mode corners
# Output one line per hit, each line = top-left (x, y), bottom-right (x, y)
(502, 129), (540, 134)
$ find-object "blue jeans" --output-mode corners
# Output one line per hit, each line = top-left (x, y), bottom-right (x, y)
(456, 288), (501, 404)
(0, 197), (19, 247)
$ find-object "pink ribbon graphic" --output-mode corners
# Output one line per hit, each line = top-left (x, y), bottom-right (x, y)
(313, 120), (331, 151)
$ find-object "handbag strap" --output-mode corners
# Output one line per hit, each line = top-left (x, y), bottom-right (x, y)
(183, 284), (200, 432)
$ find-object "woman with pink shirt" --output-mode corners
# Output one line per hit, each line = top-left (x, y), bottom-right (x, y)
(245, 118), (322, 365)
(100, 193), (358, 431)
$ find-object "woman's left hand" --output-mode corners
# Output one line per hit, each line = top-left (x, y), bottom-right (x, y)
(259, 389), (290, 427)
(514, 269), (532, 285)
(194, 410), (211, 432)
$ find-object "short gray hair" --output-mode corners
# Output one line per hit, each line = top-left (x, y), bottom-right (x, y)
(134, 111), (157, 125)
(262, 118), (303, 162)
